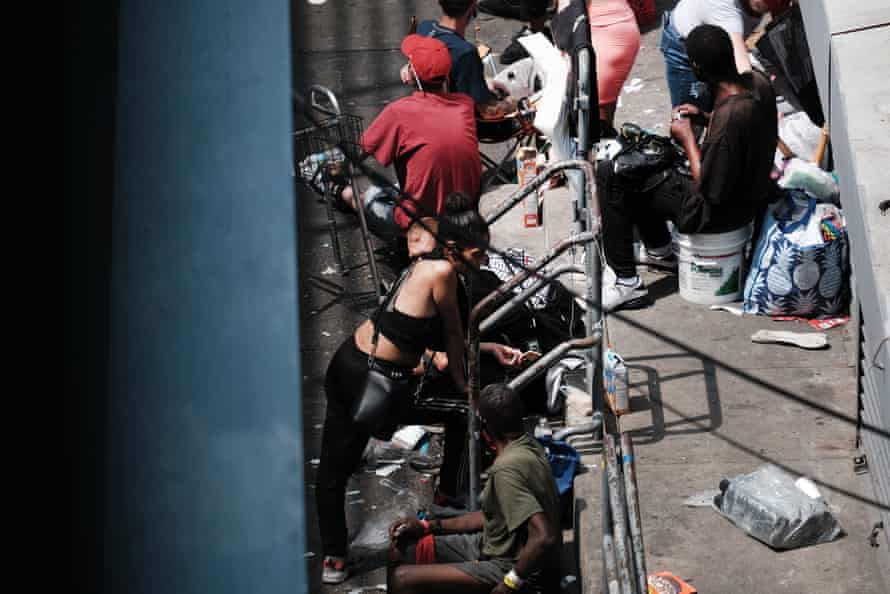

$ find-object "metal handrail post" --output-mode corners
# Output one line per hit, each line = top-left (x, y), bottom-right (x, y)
(621, 433), (647, 593)
(605, 435), (634, 594)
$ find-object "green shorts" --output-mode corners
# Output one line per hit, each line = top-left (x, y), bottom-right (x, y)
(403, 533), (512, 586)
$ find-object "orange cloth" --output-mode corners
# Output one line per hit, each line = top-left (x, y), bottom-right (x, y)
(415, 533), (436, 564)
(588, 1), (642, 105)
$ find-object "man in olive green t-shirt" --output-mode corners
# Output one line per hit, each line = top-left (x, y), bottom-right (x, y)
(388, 384), (562, 594)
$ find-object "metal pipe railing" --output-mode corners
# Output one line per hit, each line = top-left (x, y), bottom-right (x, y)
(466, 231), (597, 510)
(484, 160), (599, 230)
(605, 434), (635, 594)
(479, 264), (584, 335)
(621, 433), (647, 594)
(507, 331), (602, 393)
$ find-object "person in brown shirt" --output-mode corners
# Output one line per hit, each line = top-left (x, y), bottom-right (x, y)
(598, 23), (778, 312)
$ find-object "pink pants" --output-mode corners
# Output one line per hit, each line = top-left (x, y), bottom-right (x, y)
(588, 0), (641, 105)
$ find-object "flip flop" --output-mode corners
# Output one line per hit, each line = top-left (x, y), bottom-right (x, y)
(751, 329), (828, 350)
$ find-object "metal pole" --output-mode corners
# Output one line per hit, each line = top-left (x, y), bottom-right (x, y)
(621, 433), (647, 594)
(605, 435), (634, 594)
(484, 160), (598, 227)
(479, 264), (584, 335)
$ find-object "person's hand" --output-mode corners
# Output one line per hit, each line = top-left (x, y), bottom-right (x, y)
(488, 79), (510, 100)
(390, 517), (426, 546)
(672, 103), (701, 119)
(670, 111), (695, 144)
(400, 63), (413, 85)
(490, 344), (521, 367)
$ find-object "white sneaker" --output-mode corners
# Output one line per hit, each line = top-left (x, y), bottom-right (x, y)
(322, 556), (348, 584)
(603, 276), (650, 312)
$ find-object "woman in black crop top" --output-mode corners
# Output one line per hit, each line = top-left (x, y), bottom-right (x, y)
(317, 194), (523, 583)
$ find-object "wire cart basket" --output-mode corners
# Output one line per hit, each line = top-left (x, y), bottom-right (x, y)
(294, 85), (381, 299)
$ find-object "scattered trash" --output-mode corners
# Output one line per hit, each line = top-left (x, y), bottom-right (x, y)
(772, 315), (849, 330)
(346, 489), (361, 496)
(375, 463), (402, 477)
(320, 265), (338, 275)
(751, 329), (828, 350)
(391, 425), (428, 450)
(352, 482), (419, 550)
(364, 438), (411, 467)
(349, 499), (366, 505)
(603, 349), (630, 415)
(623, 78), (645, 93)
(648, 572), (697, 594)
(304, 551), (316, 559)
(683, 489), (721, 508)
(709, 304), (744, 316)
(560, 574), (577, 588)
(714, 464), (843, 549)
(309, 458), (320, 466)
(409, 454), (442, 473)
(346, 584), (387, 594)
(307, 0), (327, 6)
(321, 331), (332, 337)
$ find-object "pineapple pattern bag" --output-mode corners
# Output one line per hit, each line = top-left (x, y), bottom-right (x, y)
(743, 190), (849, 318)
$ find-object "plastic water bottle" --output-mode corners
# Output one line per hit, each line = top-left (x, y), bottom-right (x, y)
(603, 349), (629, 415)
(534, 417), (552, 439)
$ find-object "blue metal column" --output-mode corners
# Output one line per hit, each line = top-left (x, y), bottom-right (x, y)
(103, 1), (307, 592)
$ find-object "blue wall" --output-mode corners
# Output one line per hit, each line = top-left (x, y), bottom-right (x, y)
(103, 1), (307, 591)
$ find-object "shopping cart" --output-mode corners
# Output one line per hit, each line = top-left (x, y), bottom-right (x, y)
(294, 85), (381, 300)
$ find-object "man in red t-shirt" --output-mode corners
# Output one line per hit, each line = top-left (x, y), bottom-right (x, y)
(339, 34), (481, 237)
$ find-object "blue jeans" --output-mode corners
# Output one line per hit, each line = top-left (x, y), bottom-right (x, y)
(659, 11), (713, 112)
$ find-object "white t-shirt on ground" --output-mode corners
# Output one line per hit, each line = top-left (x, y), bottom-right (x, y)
(671, 0), (761, 38)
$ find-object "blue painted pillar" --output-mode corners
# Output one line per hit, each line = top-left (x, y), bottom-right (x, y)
(104, 1), (307, 592)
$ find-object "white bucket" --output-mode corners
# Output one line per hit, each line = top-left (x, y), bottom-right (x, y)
(673, 224), (752, 305)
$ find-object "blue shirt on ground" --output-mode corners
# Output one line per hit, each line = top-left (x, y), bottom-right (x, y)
(416, 20), (496, 105)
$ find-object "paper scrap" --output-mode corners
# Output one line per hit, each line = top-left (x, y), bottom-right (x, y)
(709, 304), (744, 316)
(375, 463), (401, 477)
(309, 458), (320, 466)
(321, 266), (337, 275)
(623, 78), (644, 93)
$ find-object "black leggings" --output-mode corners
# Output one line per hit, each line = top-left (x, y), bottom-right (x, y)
(316, 338), (467, 557)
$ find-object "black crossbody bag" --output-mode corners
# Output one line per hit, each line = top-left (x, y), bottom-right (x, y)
(351, 267), (417, 439)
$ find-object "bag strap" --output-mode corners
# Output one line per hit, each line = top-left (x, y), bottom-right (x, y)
(369, 262), (416, 367)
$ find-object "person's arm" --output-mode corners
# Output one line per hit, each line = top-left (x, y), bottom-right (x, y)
(491, 512), (558, 594)
(671, 106), (703, 186)
(431, 265), (468, 393)
(729, 31), (752, 74)
(480, 342), (521, 367)
(390, 512), (484, 546)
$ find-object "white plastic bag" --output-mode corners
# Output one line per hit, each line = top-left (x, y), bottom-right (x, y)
(778, 157), (839, 204)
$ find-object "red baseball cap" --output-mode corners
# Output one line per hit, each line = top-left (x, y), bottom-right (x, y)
(401, 34), (452, 83)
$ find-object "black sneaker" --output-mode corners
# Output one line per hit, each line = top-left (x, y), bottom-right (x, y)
(500, 25), (552, 65)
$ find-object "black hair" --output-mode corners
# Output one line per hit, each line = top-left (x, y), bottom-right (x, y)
(479, 384), (525, 440)
(439, 0), (475, 18)
(438, 192), (489, 250)
(686, 24), (740, 84)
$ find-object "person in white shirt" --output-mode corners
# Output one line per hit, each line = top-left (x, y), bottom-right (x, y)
(659, 0), (790, 110)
